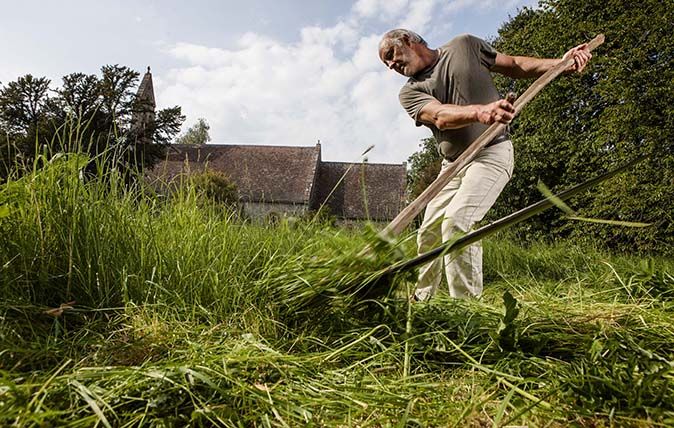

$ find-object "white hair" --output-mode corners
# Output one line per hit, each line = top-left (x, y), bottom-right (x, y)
(379, 29), (427, 51)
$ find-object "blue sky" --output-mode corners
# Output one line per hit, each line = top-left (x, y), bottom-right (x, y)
(1, 0), (540, 163)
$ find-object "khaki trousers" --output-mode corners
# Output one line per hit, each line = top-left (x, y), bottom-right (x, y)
(415, 140), (514, 300)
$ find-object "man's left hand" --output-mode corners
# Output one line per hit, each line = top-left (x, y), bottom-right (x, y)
(562, 43), (592, 73)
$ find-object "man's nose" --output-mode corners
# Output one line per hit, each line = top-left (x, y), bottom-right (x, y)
(386, 60), (396, 69)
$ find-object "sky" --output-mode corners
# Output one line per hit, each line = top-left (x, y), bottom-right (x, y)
(0, 0), (540, 164)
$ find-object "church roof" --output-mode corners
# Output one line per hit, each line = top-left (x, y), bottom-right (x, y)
(314, 161), (407, 221)
(156, 144), (321, 204)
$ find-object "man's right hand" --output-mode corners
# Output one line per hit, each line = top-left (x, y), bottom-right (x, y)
(475, 99), (515, 125)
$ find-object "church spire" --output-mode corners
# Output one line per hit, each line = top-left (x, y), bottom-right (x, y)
(136, 66), (156, 109)
(131, 66), (156, 144)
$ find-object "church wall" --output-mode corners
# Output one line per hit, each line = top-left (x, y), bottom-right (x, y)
(243, 201), (310, 220)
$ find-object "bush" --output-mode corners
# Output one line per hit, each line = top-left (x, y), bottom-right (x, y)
(189, 169), (238, 207)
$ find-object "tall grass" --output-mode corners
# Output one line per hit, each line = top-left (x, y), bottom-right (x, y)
(1, 140), (674, 426)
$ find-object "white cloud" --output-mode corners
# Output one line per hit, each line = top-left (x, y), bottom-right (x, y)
(396, 0), (439, 32)
(353, 0), (409, 21)
(300, 21), (359, 49)
(169, 43), (232, 67)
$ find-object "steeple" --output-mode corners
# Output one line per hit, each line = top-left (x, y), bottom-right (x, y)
(131, 66), (156, 144)
(136, 66), (156, 109)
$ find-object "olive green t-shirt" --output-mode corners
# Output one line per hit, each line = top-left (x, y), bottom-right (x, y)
(398, 34), (502, 160)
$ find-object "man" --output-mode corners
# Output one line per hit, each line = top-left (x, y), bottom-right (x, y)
(379, 29), (592, 300)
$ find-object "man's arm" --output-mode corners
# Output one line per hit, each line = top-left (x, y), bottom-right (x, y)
(491, 43), (592, 78)
(418, 98), (515, 130)
(415, 42), (592, 130)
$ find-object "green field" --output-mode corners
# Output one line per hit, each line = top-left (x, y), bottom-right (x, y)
(2, 154), (673, 427)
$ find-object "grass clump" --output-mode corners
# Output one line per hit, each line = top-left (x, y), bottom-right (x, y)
(258, 230), (415, 325)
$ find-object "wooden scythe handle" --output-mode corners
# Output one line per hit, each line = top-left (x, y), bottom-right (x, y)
(380, 34), (605, 238)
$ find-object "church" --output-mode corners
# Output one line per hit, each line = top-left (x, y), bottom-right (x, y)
(137, 68), (408, 221)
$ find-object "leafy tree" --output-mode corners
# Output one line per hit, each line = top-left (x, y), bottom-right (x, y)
(0, 75), (59, 175)
(488, 0), (674, 254)
(99, 65), (138, 120)
(0, 75), (51, 135)
(0, 65), (186, 178)
(58, 73), (101, 119)
(0, 119), (16, 179)
(406, 137), (441, 200)
(176, 118), (211, 145)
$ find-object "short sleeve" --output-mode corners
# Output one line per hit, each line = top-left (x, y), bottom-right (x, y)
(468, 35), (498, 69)
(398, 84), (437, 127)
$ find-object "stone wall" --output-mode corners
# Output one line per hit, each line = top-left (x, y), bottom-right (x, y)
(243, 201), (309, 220)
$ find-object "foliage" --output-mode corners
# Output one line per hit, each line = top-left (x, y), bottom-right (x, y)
(176, 117), (211, 145)
(406, 136), (441, 200)
(488, 0), (674, 254)
(496, 290), (519, 351)
(0, 65), (185, 178)
(0, 75), (55, 173)
(0, 75), (52, 135)
(188, 169), (238, 207)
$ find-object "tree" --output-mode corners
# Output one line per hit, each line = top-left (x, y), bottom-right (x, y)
(0, 75), (51, 135)
(0, 65), (186, 178)
(58, 73), (101, 120)
(0, 75), (58, 175)
(487, 0), (674, 253)
(406, 137), (441, 200)
(176, 118), (211, 145)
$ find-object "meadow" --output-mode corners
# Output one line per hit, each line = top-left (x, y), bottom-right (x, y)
(1, 151), (673, 427)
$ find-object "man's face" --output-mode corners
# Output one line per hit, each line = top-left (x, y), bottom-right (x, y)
(379, 38), (425, 77)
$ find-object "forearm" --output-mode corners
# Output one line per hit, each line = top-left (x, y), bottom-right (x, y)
(494, 44), (592, 79)
(423, 103), (477, 130)
(419, 99), (514, 130)
(498, 55), (562, 78)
